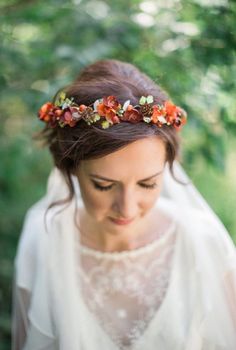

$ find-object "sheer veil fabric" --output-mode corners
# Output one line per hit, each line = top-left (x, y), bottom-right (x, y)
(13, 162), (236, 350)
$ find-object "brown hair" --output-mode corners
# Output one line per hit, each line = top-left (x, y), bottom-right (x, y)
(34, 59), (181, 223)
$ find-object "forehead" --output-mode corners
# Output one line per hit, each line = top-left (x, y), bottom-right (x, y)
(79, 137), (166, 178)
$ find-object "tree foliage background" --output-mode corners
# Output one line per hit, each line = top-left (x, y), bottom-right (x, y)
(0, 0), (235, 347)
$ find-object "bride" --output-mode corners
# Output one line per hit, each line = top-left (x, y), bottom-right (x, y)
(12, 59), (236, 350)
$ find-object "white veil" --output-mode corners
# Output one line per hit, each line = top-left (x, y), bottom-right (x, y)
(162, 162), (229, 229)
(14, 161), (236, 350)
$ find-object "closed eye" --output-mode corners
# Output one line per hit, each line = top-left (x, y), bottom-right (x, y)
(92, 181), (157, 191)
(92, 182), (113, 191)
(140, 183), (157, 189)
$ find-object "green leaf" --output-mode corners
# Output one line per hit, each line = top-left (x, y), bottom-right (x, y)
(101, 120), (110, 129)
(93, 114), (100, 121)
(139, 96), (146, 105)
(146, 95), (154, 104)
(60, 92), (66, 101)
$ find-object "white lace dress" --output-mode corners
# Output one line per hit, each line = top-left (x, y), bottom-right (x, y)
(77, 221), (176, 350)
(12, 193), (236, 350)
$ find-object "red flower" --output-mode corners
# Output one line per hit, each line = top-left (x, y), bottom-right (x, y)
(173, 108), (187, 130)
(122, 105), (142, 123)
(111, 115), (121, 124)
(60, 109), (77, 127)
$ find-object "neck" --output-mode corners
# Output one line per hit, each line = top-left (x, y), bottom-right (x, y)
(78, 206), (166, 253)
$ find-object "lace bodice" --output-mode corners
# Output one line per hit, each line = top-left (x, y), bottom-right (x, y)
(75, 223), (177, 349)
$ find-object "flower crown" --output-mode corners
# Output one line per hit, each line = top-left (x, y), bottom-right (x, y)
(38, 92), (187, 130)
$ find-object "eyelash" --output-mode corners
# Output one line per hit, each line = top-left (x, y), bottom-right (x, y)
(92, 181), (157, 191)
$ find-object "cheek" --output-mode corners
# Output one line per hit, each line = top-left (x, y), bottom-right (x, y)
(142, 181), (163, 211)
(143, 190), (161, 210)
(79, 186), (110, 218)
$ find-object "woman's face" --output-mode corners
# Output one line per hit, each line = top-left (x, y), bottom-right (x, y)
(75, 136), (166, 232)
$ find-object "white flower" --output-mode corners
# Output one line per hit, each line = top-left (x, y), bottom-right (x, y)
(143, 116), (152, 123)
(158, 116), (167, 124)
(72, 112), (80, 120)
(123, 99), (130, 111)
(93, 99), (100, 111)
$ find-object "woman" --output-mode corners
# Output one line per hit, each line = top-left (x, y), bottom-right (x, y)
(12, 59), (236, 349)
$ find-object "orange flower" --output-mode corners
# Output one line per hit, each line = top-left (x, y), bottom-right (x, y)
(54, 109), (64, 118)
(164, 100), (180, 124)
(122, 105), (142, 123)
(79, 104), (87, 112)
(165, 100), (177, 115)
(151, 105), (166, 124)
(38, 102), (54, 122)
(103, 96), (120, 109)
(179, 108), (187, 125)
(37, 94), (187, 130)
(97, 96), (121, 122)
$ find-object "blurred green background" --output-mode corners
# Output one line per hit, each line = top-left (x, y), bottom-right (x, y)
(0, 0), (236, 348)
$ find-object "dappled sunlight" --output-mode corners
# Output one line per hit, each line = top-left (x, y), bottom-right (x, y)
(131, 12), (155, 27)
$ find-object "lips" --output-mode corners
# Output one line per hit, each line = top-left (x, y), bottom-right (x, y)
(109, 217), (134, 225)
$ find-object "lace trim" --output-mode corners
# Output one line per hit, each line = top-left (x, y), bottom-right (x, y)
(77, 221), (176, 260)
(75, 226), (177, 349)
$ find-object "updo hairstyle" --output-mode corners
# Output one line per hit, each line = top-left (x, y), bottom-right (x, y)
(35, 59), (180, 212)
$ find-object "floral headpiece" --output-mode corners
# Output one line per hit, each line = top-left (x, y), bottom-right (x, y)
(38, 92), (187, 130)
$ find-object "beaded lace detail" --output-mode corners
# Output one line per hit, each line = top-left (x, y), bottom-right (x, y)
(76, 223), (177, 349)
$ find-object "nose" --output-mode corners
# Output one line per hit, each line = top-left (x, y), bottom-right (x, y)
(111, 187), (138, 219)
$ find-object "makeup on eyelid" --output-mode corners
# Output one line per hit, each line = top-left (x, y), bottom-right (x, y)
(89, 170), (163, 183)
(92, 180), (158, 191)
(90, 170), (162, 192)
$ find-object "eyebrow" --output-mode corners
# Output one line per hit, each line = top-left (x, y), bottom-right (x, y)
(89, 170), (163, 182)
